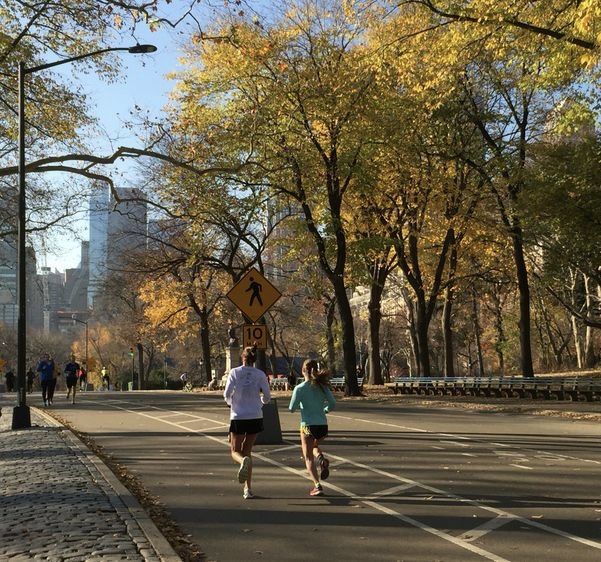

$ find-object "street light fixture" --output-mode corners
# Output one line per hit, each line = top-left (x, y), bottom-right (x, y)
(12, 44), (157, 429)
(71, 315), (88, 379)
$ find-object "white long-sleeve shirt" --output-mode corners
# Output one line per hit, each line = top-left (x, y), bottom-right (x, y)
(224, 365), (271, 420)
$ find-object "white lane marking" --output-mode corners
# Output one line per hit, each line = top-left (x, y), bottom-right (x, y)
(458, 515), (516, 543)
(439, 440), (471, 447)
(261, 444), (299, 455)
(93, 399), (601, 553)
(494, 452), (524, 457)
(431, 446), (445, 450)
(328, 415), (601, 468)
(92, 400), (507, 561)
(327, 414), (429, 433)
(322, 449), (601, 551)
(509, 464), (533, 470)
(461, 453), (477, 457)
(372, 483), (416, 496)
(438, 433), (471, 441)
(359, 499), (510, 562)
(534, 450), (601, 466)
(190, 424), (229, 432)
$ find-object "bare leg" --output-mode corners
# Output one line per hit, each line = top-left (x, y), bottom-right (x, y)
(231, 433), (258, 489)
(241, 433), (258, 489)
(230, 433), (246, 464)
(301, 432), (320, 484)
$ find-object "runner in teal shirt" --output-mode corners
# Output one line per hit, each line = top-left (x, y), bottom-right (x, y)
(288, 360), (336, 496)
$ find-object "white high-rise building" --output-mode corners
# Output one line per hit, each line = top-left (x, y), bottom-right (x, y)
(87, 187), (109, 308)
(106, 188), (147, 272)
(87, 187), (147, 309)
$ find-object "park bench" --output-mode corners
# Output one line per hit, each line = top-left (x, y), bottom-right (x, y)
(384, 376), (601, 401)
(329, 376), (364, 391)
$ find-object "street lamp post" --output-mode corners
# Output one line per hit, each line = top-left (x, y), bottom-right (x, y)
(12, 44), (157, 429)
(71, 315), (88, 376)
(130, 347), (135, 390)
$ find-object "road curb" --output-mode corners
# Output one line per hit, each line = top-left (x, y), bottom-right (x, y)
(33, 407), (182, 562)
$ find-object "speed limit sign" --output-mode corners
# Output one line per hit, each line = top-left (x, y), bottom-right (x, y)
(243, 324), (268, 350)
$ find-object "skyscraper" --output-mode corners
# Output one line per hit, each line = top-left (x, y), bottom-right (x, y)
(88, 187), (109, 308)
(87, 187), (147, 309)
(0, 239), (43, 330)
(106, 187), (147, 272)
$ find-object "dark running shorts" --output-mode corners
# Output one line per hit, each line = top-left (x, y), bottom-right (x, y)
(66, 375), (78, 388)
(229, 418), (264, 435)
(301, 424), (328, 440)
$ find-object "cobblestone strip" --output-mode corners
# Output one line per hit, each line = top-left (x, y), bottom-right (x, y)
(0, 405), (180, 562)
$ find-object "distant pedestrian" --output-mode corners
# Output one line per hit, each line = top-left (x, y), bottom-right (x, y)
(64, 355), (80, 404)
(102, 370), (110, 391)
(288, 359), (336, 497)
(5, 369), (15, 392)
(224, 346), (271, 499)
(36, 353), (55, 406)
(48, 357), (59, 403)
(26, 368), (35, 393)
(78, 367), (87, 391)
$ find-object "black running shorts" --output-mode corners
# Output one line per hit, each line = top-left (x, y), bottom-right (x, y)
(229, 418), (264, 435)
(301, 424), (328, 440)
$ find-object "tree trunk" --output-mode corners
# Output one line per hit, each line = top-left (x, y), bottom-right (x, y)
(511, 224), (534, 377)
(584, 275), (595, 368)
(570, 270), (583, 369)
(415, 292), (431, 377)
(325, 297), (337, 373)
(493, 291), (506, 375)
(471, 288), (484, 376)
(332, 277), (360, 395)
(136, 342), (144, 390)
(199, 306), (213, 383)
(442, 244), (458, 377)
(367, 278), (384, 385)
(402, 288), (420, 377)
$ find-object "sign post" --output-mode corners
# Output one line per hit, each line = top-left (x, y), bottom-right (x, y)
(227, 267), (283, 444)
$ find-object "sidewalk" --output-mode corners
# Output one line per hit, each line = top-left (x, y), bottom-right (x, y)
(0, 402), (181, 562)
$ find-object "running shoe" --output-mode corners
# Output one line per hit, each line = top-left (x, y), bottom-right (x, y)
(43, 400), (48, 407)
(243, 488), (254, 499)
(238, 456), (251, 484)
(319, 456), (330, 481)
(309, 484), (324, 496)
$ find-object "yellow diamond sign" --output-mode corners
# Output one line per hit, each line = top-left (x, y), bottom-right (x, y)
(227, 267), (282, 322)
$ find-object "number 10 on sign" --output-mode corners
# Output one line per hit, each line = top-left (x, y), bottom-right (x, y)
(243, 324), (268, 350)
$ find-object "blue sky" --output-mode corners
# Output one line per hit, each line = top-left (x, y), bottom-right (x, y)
(43, 8), (192, 271)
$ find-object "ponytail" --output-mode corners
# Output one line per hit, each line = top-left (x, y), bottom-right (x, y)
(241, 346), (257, 365)
(303, 359), (331, 389)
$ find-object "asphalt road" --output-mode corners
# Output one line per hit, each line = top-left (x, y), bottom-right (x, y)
(34, 391), (601, 562)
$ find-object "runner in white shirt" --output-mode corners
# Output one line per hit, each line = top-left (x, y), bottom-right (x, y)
(224, 346), (271, 499)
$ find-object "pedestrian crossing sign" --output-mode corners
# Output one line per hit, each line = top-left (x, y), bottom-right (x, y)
(227, 267), (282, 322)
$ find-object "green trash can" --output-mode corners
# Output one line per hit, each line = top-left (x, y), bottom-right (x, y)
(127, 382), (133, 391)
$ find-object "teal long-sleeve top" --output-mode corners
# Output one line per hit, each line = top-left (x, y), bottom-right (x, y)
(288, 380), (336, 426)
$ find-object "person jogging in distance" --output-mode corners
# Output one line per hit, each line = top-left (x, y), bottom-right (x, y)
(288, 359), (336, 497)
(26, 368), (35, 393)
(224, 346), (271, 500)
(36, 353), (55, 407)
(64, 355), (80, 404)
